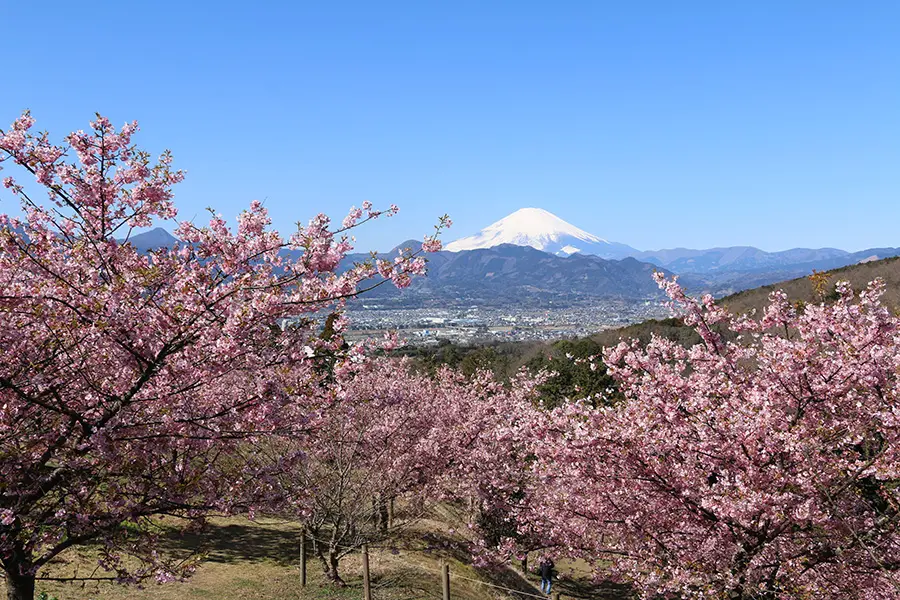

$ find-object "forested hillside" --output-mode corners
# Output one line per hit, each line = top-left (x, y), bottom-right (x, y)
(592, 255), (900, 347)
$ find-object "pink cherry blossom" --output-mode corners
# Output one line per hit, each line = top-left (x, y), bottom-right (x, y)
(0, 112), (446, 600)
(518, 275), (900, 600)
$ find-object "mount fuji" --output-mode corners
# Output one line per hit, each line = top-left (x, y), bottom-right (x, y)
(444, 208), (637, 259)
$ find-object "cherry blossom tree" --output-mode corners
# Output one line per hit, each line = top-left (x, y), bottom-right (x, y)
(437, 368), (548, 568)
(267, 358), (446, 585)
(0, 112), (444, 600)
(253, 356), (545, 585)
(525, 274), (900, 600)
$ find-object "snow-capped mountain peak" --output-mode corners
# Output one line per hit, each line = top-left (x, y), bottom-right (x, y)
(445, 208), (605, 253)
(444, 207), (635, 259)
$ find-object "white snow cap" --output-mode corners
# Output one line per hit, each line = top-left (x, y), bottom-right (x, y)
(444, 207), (608, 253)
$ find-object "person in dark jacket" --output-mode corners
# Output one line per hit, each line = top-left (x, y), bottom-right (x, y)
(539, 556), (555, 594)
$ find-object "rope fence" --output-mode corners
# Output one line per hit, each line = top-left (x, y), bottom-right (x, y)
(453, 572), (557, 600)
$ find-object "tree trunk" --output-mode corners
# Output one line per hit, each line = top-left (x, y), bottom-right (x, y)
(371, 496), (379, 529)
(326, 551), (345, 586)
(377, 496), (389, 533)
(314, 543), (346, 587)
(5, 544), (35, 600)
(5, 571), (35, 600)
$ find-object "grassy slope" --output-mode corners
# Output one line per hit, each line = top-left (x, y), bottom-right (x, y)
(718, 255), (900, 315)
(33, 512), (626, 600)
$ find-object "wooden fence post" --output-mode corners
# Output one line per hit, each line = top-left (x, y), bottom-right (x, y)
(299, 527), (307, 587)
(441, 561), (450, 600)
(362, 544), (372, 600)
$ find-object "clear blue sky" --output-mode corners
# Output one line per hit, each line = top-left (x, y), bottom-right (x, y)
(2, 1), (898, 252)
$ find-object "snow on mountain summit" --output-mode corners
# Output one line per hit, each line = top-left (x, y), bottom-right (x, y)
(444, 208), (635, 259)
(445, 208), (605, 252)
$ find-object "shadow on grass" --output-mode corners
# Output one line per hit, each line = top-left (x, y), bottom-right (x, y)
(160, 520), (302, 566)
(478, 566), (545, 598)
(370, 565), (442, 600)
(481, 567), (632, 600)
(554, 577), (632, 600)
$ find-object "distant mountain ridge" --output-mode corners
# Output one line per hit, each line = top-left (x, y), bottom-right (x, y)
(123, 228), (179, 252)
(445, 208), (900, 295)
(591, 255), (900, 349)
(347, 240), (670, 307)
(633, 246), (848, 272)
(123, 217), (900, 305)
(659, 246), (900, 295)
(123, 227), (668, 307)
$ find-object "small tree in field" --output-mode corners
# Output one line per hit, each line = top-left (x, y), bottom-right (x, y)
(274, 358), (448, 585)
(525, 274), (900, 600)
(0, 112), (441, 600)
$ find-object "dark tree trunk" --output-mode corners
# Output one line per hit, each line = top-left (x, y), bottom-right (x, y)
(5, 571), (35, 600)
(313, 540), (346, 587)
(327, 552), (345, 586)
(377, 496), (389, 533)
(371, 496), (379, 529)
(5, 543), (35, 600)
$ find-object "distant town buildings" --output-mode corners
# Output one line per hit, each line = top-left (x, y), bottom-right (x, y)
(343, 301), (670, 345)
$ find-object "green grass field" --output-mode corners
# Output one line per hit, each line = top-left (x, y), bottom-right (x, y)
(30, 511), (630, 600)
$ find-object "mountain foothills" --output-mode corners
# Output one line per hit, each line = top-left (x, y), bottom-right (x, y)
(128, 207), (899, 306)
(446, 207), (900, 294)
(355, 242), (668, 306)
(589, 255), (900, 349)
(125, 227), (671, 307)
